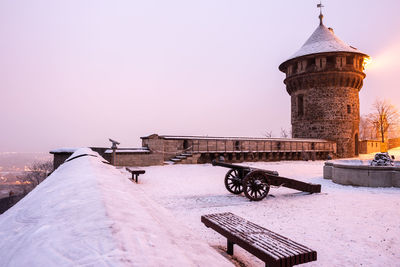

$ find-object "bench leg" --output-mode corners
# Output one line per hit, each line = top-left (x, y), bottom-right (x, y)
(227, 240), (234, 255)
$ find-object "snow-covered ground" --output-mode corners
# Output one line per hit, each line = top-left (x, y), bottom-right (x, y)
(136, 151), (400, 266)
(0, 148), (399, 266)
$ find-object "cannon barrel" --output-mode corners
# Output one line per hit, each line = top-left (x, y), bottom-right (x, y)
(212, 160), (250, 170)
(212, 160), (279, 176)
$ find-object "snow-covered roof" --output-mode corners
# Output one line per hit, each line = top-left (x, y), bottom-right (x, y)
(142, 134), (332, 142)
(65, 147), (103, 162)
(280, 24), (368, 69)
(104, 148), (150, 154)
(49, 147), (78, 154)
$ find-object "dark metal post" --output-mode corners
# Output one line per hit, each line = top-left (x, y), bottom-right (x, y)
(227, 240), (234, 255)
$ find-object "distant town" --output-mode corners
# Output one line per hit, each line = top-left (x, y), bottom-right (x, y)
(0, 152), (51, 196)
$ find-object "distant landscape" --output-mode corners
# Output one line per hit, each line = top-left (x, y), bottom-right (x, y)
(0, 152), (52, 198)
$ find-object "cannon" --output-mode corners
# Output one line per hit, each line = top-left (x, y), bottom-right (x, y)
(212, 160), (321, 201)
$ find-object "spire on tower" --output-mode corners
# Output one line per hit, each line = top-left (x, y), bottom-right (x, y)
(317, 1), (324, 25)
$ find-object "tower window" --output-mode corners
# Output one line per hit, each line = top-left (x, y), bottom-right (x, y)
(347, 105), (351, 114)
(297, 95), (304, 116)
(336, 56), (346, 68)
(297, 60), (307, 73)
(315, 57), (326, 69)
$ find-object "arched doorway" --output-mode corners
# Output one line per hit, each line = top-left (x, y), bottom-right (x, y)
(355, 133), (359, 156)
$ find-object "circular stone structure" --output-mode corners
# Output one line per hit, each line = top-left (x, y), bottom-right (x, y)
(278, 12), (369, 158)
(323, 160), (400, 188)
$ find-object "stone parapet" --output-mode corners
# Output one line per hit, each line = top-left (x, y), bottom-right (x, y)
(323, 161), (400, 187)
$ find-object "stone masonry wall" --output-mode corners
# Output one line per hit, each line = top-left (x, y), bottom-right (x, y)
(281, 52), (367, 158)
(114, 153), (164, 167)
(291, 86), (360, 157)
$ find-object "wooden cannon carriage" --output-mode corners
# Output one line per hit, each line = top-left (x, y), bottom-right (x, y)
(212, 160), (321, 201)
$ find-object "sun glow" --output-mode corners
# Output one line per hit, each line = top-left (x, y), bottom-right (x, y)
(363, 56), (372, 69)
(366, 41), (400, 72)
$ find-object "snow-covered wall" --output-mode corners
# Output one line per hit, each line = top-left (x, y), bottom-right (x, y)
(0, 148), (232, 267)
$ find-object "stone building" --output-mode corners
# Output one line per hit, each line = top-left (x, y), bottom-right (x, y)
(278, 11), (369, 158)
(141, 134), (335, 164)
(50, 134), (336, 169)
(359, 140), (382, 154)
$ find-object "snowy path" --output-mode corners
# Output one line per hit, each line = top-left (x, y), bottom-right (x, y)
(0, 149), (232, 267)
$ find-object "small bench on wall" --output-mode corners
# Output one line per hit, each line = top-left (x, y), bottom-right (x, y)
(125, 167), (146, 183)
(201, 212), (317, 267)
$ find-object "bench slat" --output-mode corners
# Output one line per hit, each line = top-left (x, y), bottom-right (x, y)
(211, 213), (314, 254)
(202, 212), (317, 266)
(207, 214), (313, 257)
(203, 213), (316, 265)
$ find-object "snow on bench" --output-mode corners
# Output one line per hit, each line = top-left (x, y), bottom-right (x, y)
(202, 212), (317, 267)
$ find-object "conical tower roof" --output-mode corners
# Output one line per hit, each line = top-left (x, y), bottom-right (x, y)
(279, 23), (368, 70)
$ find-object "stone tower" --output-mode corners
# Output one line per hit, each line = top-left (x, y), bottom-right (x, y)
(278, 10), (369, 158)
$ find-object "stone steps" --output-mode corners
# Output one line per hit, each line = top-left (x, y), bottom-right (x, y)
(166, 153), (193, 165)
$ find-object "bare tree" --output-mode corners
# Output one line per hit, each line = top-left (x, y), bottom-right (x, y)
(263, 131), (273, 138)
(359, 115), (375, 140)
(367, 99), (399, 143)
(388, 123), (400, 139)
(280, 128), (291, 138)
(23, 160), (53, 186)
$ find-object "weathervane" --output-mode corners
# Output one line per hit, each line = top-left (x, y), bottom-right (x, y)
(317, 1), (324, 25)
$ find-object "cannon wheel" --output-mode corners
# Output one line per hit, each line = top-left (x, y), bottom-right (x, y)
(242, 170), (270, 201)
(224, 169), (244, 194)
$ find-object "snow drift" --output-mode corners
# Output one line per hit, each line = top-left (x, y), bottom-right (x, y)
(0, 148), (232, 267)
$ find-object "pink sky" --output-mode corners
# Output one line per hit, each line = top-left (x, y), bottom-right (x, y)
(1, 0), (400, 152)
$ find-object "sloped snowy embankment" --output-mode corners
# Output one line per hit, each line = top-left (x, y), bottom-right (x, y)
(0, 148), (232, 267)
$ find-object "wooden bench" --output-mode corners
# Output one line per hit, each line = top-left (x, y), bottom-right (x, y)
(125, 167), (145, 183)
(201, 212), (317, 267)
